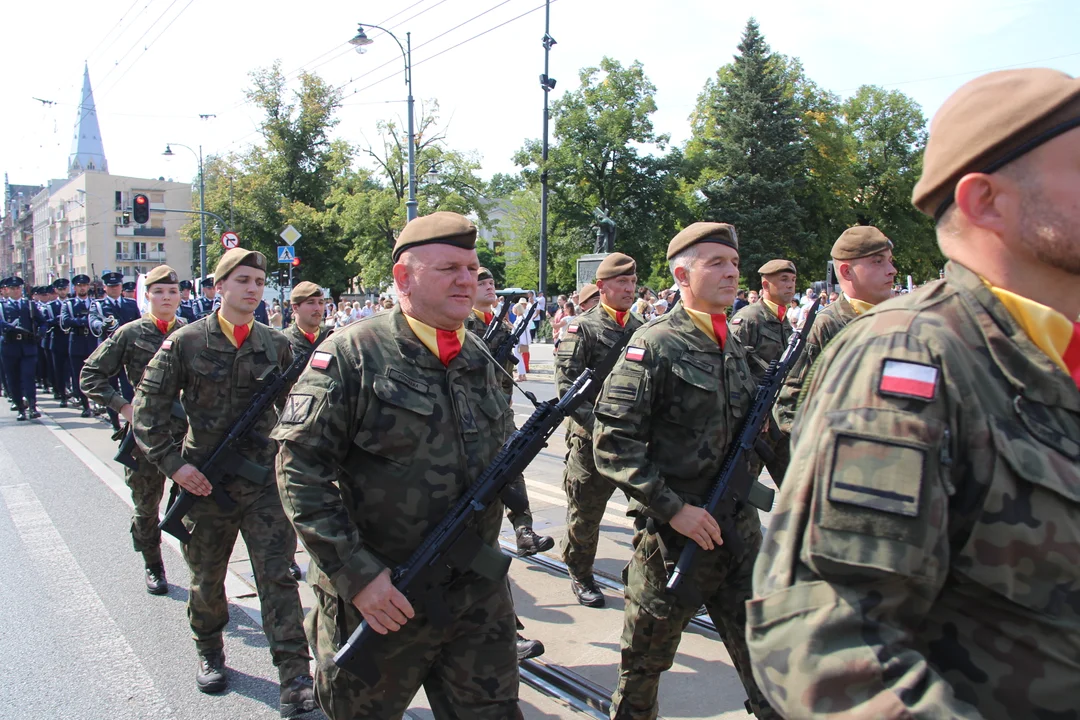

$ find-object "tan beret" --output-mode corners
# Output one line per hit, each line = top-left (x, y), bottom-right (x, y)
(214, 247), (267, 281)
(831, 226), (893, 260)
(578, 283), (599, 305)
(758, 259), (796, 276)
(666, 222), (739, 259)
(913, 69), (1080, 219)
(477, 267), (493, 282)
(290, 281), (322, 304)
(595, 252), (636, 280)
(144, 265), (179, 286)
(392, 212), (477, 262)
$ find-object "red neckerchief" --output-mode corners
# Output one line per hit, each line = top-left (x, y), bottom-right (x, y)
(483, 312), (494, 325)
(710, 313), (728, 350)
(155, 319), (169, 335)
(436, 329), (462, 366)
(1064, 322), (1080, 389)
(615, 310), (628, 327)
(302, 330), (316, 345)
(233, 323), (250, 348)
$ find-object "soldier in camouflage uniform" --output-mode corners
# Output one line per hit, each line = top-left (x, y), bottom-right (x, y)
(773, 226), (897, 435)
(748, 69), (1080, 719)
(556, 252), (644, 608)
(81, 265), (187, 594)
(731, 258), (797, 486)
(282, 281), (332, 355)
(464, 267), (554, 558)
(273, 213), (521, 719)
(132, 249), (314, 716)
(592, 223), (777, 719)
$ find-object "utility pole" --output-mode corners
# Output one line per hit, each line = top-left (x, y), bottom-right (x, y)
(539, 1), (556, 295)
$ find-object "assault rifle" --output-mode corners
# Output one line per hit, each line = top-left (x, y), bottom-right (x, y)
(114, 400), (187, 471)
(663, 297), (821, 607)
(492, 301), (537, 366)
(482, 288), (529, 346)
(334, 326), (636, 683)
(158, 349), (311, 543)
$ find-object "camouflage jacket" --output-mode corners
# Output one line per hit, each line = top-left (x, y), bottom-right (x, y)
(464, 309), (514, 401)
(773, 296), (859, 434)
(731, 299), (793, 381)
(555, 303), (643, 438)
(747, 262), (1080, 720)
(592, 302), (758, 523)
(132, 314), (292, 481)
(81, 315), (186, 413)
(271, 306), (515, 603)
(281, 322), (332, 357)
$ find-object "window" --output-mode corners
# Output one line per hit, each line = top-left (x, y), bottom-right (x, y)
(134, 242), (147, 260)
(149, 191), (164, 203)
(115, 191), (123, 210)
(156, 243), (165, 254)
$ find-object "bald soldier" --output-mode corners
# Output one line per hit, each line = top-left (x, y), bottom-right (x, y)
(773, 226), (897, 435)
(748, 69), (1080, 719)
(81, 265), (187, 594)
(555, 252), (643, 608)
(132, 249), (314, 716)
(592, 224), (777, 719)
(731, 259), (797, 485)
(273, 212), (521, 718)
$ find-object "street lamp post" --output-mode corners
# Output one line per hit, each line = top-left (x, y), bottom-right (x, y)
(539, 2), (556, 295)
(350, 24), (417, 222)
(162, 143), (205, 281)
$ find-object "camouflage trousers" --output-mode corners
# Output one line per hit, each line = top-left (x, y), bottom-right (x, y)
(125, 449), (167, 565)
(181, 478), (310, 683)
(505, 476), (533, 531)
(748, 430), (790, 488)
(307, 574), (521, 719)
(610, 509), (778, 720)
(562, 431), (620, 580)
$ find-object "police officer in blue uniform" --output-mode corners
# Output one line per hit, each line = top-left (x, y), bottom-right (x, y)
(0, 278), (11, 406)
(122, 281), (137, 299)
(60, 274), (109, 417)
(0, 277), (46, 420)
(193, 277), (216, 318)
(33, 286), (53, 395)
(48, 278), (73, 406)
(178, 280), (198, 322)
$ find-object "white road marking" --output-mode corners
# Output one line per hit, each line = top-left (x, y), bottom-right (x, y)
(0, 482), (176, 720)
(523, 478), (634, 529)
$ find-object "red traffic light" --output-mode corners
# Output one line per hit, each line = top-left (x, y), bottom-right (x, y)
(133, 193), (150, 224)
(291, 257), (301, 266)
(134, 195), (147, 205)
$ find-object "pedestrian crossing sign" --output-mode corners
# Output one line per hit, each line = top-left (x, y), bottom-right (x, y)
(277, 246), (295, 263)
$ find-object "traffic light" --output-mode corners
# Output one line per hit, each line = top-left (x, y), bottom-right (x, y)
(291, 257), (301, 267)
(133, 194), (150, 224)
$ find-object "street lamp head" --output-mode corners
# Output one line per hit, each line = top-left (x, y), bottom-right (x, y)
(162, 144), (175, 156)
(349, 26), (374, 53)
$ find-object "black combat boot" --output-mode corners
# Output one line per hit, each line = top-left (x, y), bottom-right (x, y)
(279, 674), (316, 717)
(570, 575), (605, 608)
(196, 650), (228, 694)
(515, 527), (555, 557)
(516, 634), (545, 661)
(15, 404), (27, 421)
(58, 397), (68, 408)
(145, 562), (168, 595)
(28, 406), (41, 420)
(80, 402), (92, 418)
(289, 562), (303, 581)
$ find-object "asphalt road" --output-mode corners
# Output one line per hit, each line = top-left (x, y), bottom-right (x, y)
(0, 411), (326, 720)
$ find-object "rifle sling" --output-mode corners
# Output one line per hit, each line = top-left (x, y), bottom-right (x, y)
(213, 452), (270, 484)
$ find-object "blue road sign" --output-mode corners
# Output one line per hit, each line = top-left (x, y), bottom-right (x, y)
(277, 246), (295, 263)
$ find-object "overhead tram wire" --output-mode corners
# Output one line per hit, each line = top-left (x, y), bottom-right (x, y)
(216, 0), (552, 155)
(341, 0), (556, 97)
(83, 0), (145, 65)
(336, 0), (523, 95)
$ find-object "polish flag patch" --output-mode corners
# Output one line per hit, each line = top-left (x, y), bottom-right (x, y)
(160, 340), (172, 351)
(625, 346), (646, 362)
(879, 360), (938, 400)
(567, 324), (579, 334)
(310, 352), (333, 370)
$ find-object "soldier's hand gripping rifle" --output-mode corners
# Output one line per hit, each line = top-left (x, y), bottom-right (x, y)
(158, 350), (311, 543)
(663, 297), (821, 607)
(334, 326), (636, 684)
(492, 301), (537, 366)
(114, 400), (187, 471)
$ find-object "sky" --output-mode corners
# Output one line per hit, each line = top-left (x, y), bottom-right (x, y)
(2, 0), (1078, 191)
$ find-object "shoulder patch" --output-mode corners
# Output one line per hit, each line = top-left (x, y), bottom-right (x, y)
(160, 339), (172, 351)
(310, 351), (333, 370)
(280, 394), (315, 424)
(828, 434), (924, 518)
(731, 318), (742, 325)
(567, 324), (579, 333)
(625, 346), (646, 362)
(879, 360), (938, 401)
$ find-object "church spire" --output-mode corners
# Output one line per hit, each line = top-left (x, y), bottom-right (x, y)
(68, 64), (108, 178)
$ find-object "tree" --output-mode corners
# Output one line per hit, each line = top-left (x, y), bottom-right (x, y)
(688, 18), (811, 283)
(842, 86), (941, 281)
(515, 57), (687, 291)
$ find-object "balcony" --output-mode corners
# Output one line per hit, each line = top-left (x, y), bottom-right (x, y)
(116, 251), (167, 262)
(115, 226), (135, 236)
(133, 227), (166, 237)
